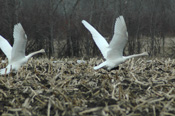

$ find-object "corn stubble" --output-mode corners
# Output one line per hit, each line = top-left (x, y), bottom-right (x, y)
(0, 58), (175, 116)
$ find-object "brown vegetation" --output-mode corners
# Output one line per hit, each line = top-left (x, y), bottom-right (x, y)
(0, 58), (175, 115)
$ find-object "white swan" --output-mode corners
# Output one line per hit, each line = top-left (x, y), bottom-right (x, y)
(82, 16), (148, 70)
(0, 23), (45, 75)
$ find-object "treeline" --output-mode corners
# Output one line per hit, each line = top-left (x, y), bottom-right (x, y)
(0, 0), (175, 58)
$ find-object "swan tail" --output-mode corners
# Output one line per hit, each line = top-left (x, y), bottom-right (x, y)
(94, 61), (107, 70)
(0, 68), (11, 75)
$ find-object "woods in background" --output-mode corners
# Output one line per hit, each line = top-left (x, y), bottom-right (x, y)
(0, 0), (175, 58)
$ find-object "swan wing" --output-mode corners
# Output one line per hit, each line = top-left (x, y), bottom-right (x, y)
(0, 35), (12, 61)
(107, 16), (128, 60)
(11, 23), (27, 62)
(82, 20), (109, 59)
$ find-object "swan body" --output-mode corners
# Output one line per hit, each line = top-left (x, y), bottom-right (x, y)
(0, 23), (45, 75)
(82, 16), (148, 70)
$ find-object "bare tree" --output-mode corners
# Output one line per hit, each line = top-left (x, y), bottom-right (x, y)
(0, 0), (175, 58)
(47, 0), (63, 58)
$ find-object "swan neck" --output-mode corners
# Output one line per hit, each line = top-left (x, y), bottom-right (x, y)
(26, 50), (44, 60)
(124, 53), (146, 60)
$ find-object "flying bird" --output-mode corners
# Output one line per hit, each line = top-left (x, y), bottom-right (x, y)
(0, 23), (45, 75)
(82, 16), (148, 70)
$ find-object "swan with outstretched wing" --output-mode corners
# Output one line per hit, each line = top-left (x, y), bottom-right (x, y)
(82, 16), (148, 70)
(0, 23), (45, 75)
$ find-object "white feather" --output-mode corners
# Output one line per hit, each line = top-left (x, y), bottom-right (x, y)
(82, 20), (109, 59)
(0, 35), (12, 62)
(82, 16), (148, 70)
(0, 23), (45, 75)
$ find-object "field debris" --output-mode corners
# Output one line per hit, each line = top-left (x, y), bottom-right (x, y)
(0, 58), (175, 115)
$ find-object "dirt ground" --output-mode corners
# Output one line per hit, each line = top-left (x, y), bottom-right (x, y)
(0, 57), (175, 116)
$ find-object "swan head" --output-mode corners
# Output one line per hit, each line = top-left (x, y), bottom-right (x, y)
(39, 49), (45, 53)
(141, 52), (149, 56)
